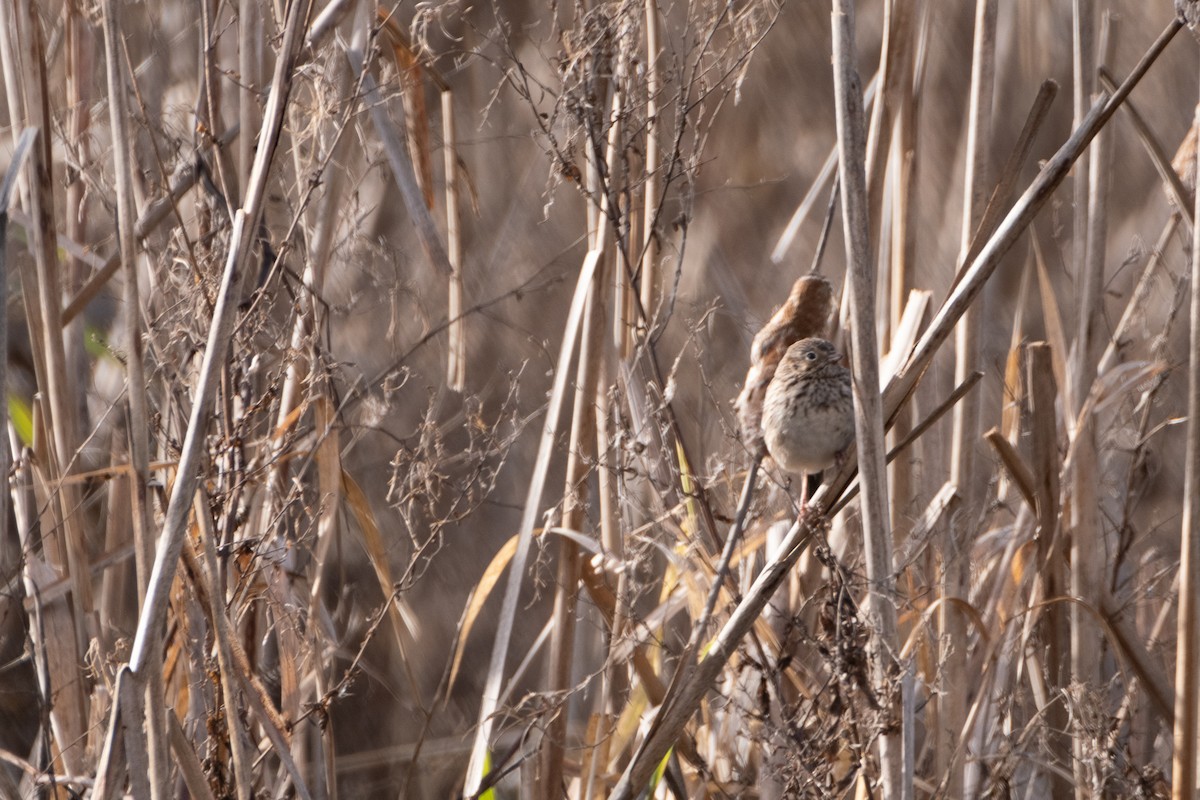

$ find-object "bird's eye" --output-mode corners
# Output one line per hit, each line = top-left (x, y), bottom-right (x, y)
(805, 351), (817, 361)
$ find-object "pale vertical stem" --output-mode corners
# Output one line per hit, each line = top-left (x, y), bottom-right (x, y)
(64, 0), (91, 426)
(609, 112), (631, 356)
(1173, 74), (1200, 800)
(0, 0), (23, 145)
(1070, 14), (1109, 799)
(238, 0), (260, 197)
(596, 370), (619, 557)
(539, 267), (603, 799)
(946, 3), (994, 798)
(100, 0), (165, 792)
(444, 89), (466, 391)
(465, 249), (604, 795)
(886, 0), (918, 545)
(640, 0), (661, 329)
(831, 1), (903, 796)
(541, 86), (623, 798)
(594, 355), (629, 728)
(1078, 15), (1113, 390)
(100, 0), (154, 615)
(1068, 0), (1093, 412)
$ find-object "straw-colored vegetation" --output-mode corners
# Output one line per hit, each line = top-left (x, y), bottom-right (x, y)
(1, 0), (1199, 797)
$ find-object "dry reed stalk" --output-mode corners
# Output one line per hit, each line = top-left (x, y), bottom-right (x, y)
(464, 245), (605, 794)
(831, 2), (902, 794)
(1098, 67), (1195, 229)
(100, 0), (153, 635)
(944, 3), (996, 795)
(864, 0), (916, 259)
(1069, 0), (1094, 413)
(99, 0), (166, 791)
(311, 394), (343, 800)
(444, 89), (466, 391)
(1070, 15), (1099, 777)
(1069, 15), (1114, 797)
(640, 0), (662, 328)
(534, 68), (627, 797)
(1173, 67), (1200, 800)
(886, 74), (919, 547)
(238, 0), (261, 194)
(63, 0), (91, 445)
(540, 266), (604, 798)
(168, 711), (219, 800)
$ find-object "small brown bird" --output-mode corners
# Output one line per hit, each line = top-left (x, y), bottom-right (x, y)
(761, 338), (855, 503)
(734, 275), (836, 456)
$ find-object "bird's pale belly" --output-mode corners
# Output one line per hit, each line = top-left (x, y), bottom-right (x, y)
(763, 401), (854, 475)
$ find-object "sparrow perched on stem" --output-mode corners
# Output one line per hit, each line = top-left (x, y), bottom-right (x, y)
(735, 275), (835, 456)
(761, 337), (855, 505)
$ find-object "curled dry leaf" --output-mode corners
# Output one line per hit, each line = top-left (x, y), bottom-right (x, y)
(734, 274), (836, 455)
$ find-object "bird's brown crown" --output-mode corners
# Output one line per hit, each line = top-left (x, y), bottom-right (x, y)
(781, 338), (842, 374)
